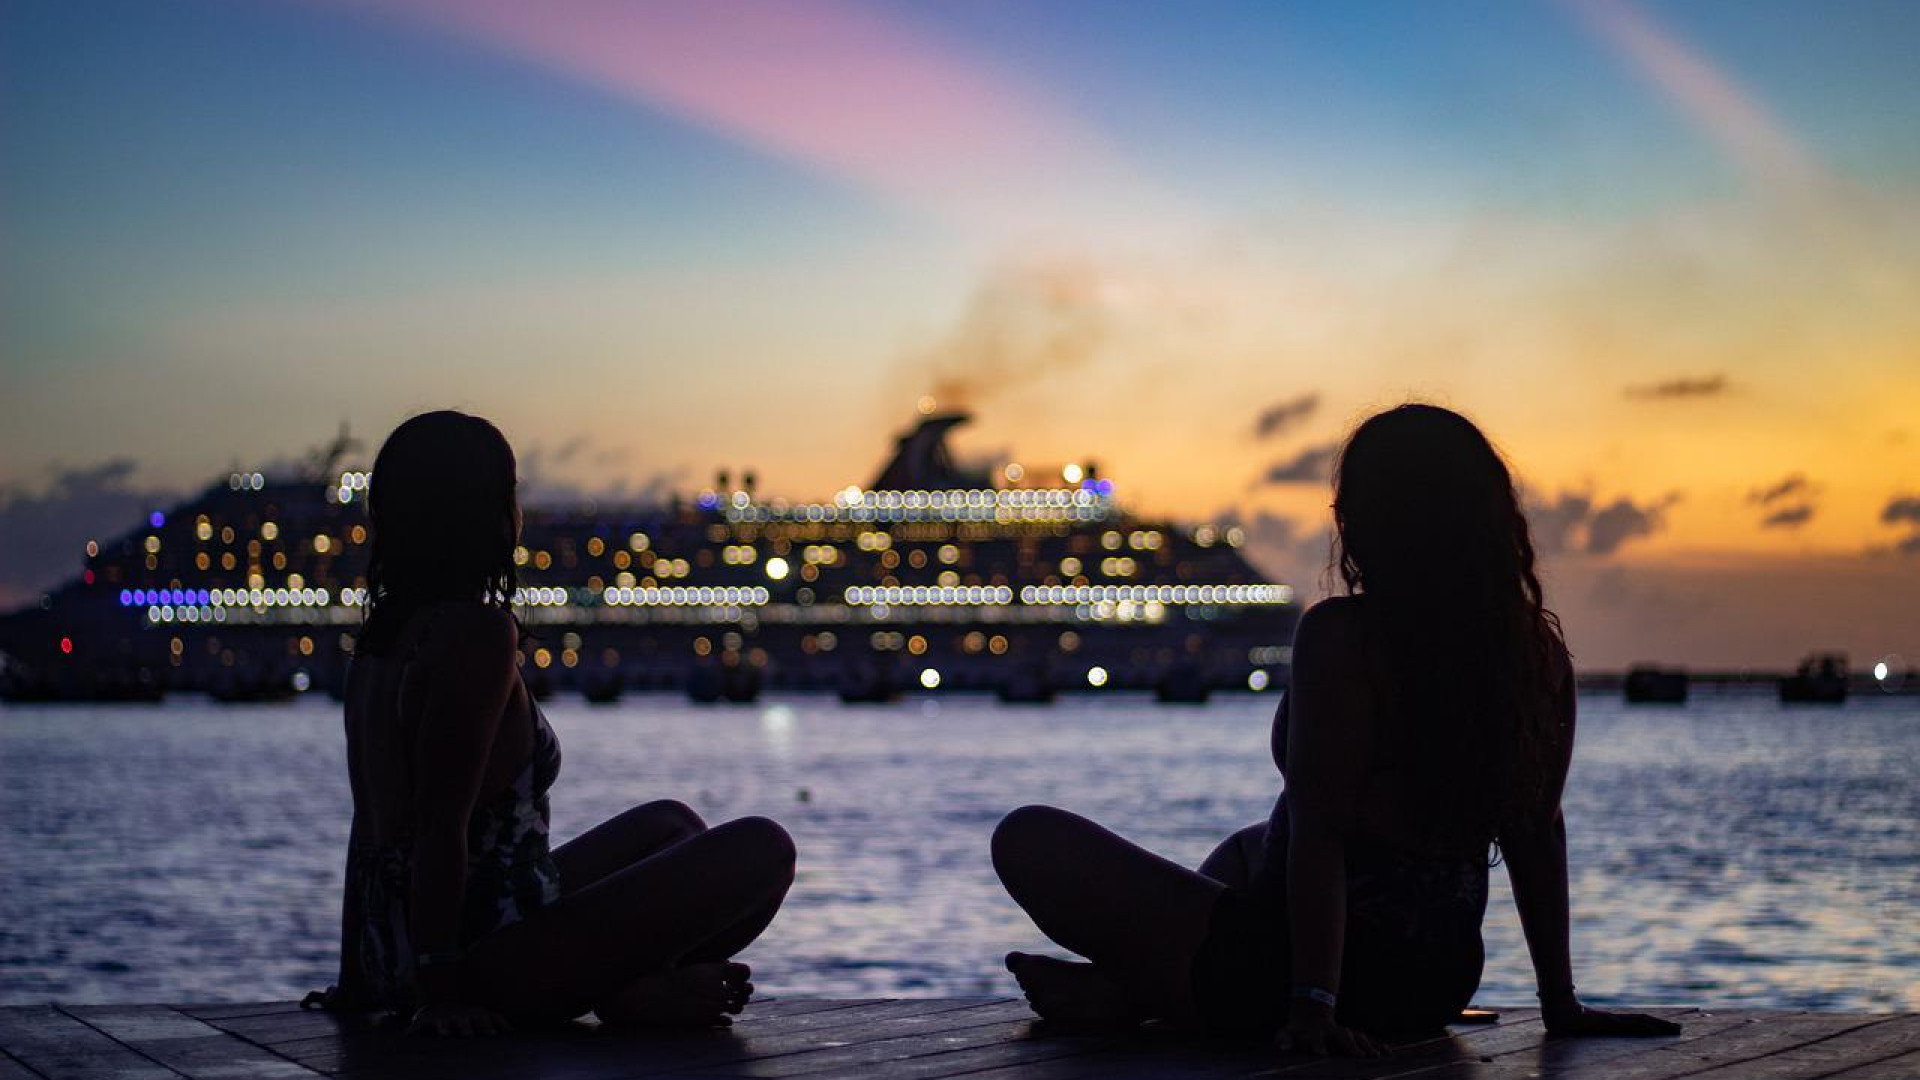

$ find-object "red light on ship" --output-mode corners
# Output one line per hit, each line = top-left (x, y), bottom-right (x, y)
(84, 569), (95, 585)
(59, 637), (75, 655)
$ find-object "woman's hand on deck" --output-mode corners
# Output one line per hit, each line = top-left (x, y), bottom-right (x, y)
(1543, 1001), (1680, 1038)
(1277, 1006), (1387, 1057)
(406, 1002), (511, 1038)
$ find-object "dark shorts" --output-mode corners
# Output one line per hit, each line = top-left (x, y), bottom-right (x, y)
(1188, 872), (1486, 1042)
(1189, 884), (1289, 1040)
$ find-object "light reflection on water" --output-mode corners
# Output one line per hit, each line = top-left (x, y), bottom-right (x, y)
(1, 691), (1914, 1009)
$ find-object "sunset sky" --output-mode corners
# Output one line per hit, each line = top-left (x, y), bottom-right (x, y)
(4, 0), (1918, 667)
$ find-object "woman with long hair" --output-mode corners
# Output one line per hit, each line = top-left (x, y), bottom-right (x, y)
(309, 411), (794, 1034)
(991, 403), (1680, 1053)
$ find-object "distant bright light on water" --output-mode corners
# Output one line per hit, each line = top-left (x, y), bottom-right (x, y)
(764, 557), (790, 581)
(919, 667), (941, 689)
(290, 671), (311, 693)
(1874, 661), (1890, 681)
(1248, 670), (1270, 692)
(760, 704), (795, 731)
(1086, 665), (1108, 687)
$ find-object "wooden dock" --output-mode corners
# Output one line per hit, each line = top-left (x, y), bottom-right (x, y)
(1, 999), (1913, 1080)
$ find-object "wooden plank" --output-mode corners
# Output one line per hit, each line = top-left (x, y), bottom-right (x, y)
(800, 1006), (1591, 1080)
(302, 1001), (1024, 1079)
(723, 1000), (1006, 1038)
(1328, 1008), (1706, 1079)
(921, 1005), (1557, 1080)
(61, 1007), (228, 1046)
(5, 1002), (1916, 1080)
(200, 1008), (387, 1048)
(966, 1008), (1699, 1080)
(732, 1001), (895, 1024)
(1563, 1011), (1892, 1080)
(1253, 1010), (1746, 1080)
(956, 1029), (1329, 1080)
(0, 1006), (179, 1080)
(598, 1001), (1039, 1079)
(1826, 1048), (1920, 1079)
(1366, 1012), (1889, 1080)
(61, 1007), (321, 1080)
(175, 1003), (306, 1022)
(284, 999), (1004, 1074)
(1677, 1014), (1920, 1079)
(683, 1014), (1071, 1078)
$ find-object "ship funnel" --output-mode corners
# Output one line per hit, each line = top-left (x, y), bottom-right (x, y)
(869, 412), (992, 491)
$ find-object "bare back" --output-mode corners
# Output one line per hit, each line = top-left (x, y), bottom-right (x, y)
(344, 602), (535, 850)
(1279, 595), (1574, 855)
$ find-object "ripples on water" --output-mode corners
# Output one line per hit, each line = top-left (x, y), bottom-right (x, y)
(1, 691), (1914, 1009)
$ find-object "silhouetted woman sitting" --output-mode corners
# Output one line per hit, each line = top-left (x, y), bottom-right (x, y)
(992, 404), (1681, 1053)
(309, 411), (794, 1035)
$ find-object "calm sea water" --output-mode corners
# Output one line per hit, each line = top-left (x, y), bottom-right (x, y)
(1, 690), (1915, 1010)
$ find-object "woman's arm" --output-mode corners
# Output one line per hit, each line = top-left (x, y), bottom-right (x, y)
(1502, 661), (1578, 1017)
(1501, 808), (1576, 1018)
(1281, 601), (1383, 1056)
(404, 608), (518, 1007)
(1503, 653), (1678, 1038)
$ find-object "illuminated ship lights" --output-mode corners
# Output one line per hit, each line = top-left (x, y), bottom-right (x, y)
(17, 413), (1295, 703)
(719, 487), (1115, 524)
(120, 581), (1288, 622)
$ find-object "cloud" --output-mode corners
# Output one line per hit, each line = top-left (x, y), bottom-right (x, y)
(1562, 0), (1831, 200)
(1883, 495), (1920, 527)
(1884, 494), (1920, 556)
(339, 0), (1154, 233)
(1212, 507), (1333, 595)
(1623, 373), (1728, 400)
(0, 460), (184, 610)
(519, 438), (684, 507)
(1547, 553), (1920, 668)
(1748, 473), (1812, 506)
(1252, 393), (1320, 440)
(1529, 489), (1682, 556)
(1747, 473), (1818, 530)
(1254, 442), (1339, 487)
(907, 260), (1114, 411)
(1760, 505), (1815, 529)
(1586, 495), (1680, 554)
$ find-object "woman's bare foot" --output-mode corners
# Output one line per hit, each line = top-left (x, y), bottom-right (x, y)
(1005, 952), (1143, 1029)
(595, 962), (753, 1028)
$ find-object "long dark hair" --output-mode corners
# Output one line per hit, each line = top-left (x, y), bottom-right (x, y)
(358, 411), (520, 656)
(1331, 403), (1565, 849)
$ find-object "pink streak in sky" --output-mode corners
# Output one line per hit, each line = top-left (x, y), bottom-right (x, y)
(326, 0), (1137, 231)
(1565, 0), (1829, 198)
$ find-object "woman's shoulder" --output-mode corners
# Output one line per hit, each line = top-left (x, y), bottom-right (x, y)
(1291, 596), (1372, 686)
(1297, 595), (1366, 646)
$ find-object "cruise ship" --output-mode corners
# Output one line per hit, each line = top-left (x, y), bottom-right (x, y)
(0, 413), (1298, 704)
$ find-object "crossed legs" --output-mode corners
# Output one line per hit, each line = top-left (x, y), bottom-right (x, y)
(461, 800), (795, 1025)
(990, 805), (1225, 1028)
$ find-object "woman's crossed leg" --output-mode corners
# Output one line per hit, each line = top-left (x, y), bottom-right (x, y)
(991, 805), (1224, 1029)
(461, 809), (795, 1026)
